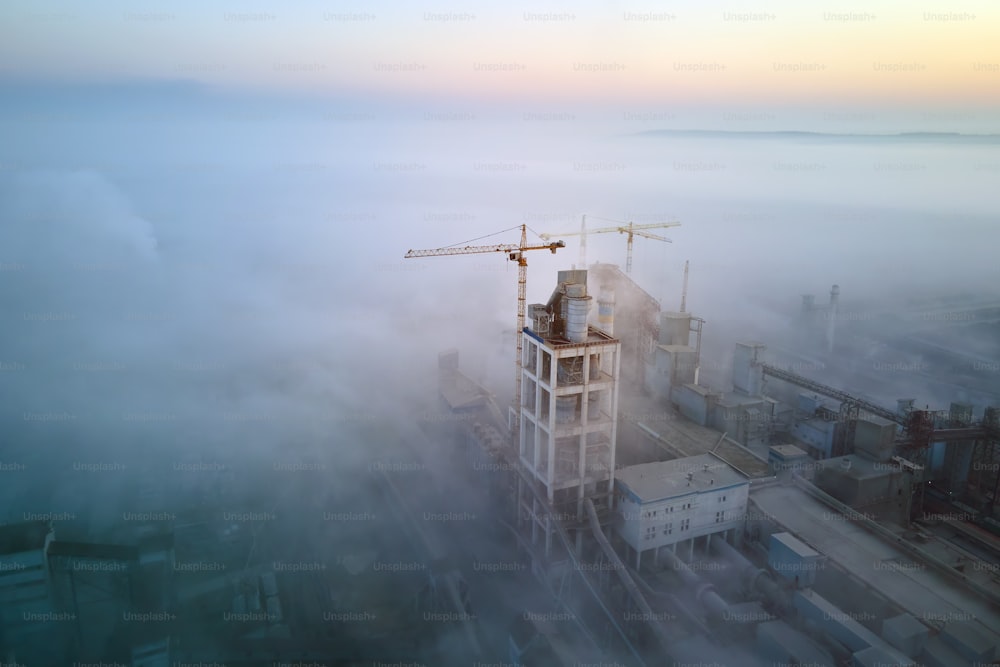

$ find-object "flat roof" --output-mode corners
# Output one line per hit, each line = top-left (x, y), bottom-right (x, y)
(717, 392), (766, 408)
(0, 521), (50, 554)
(616, 453), (748, 503)
(752, 484), (1000, 648)
(48, 540), (138, 562)
(772, 532), (821, 559)
(770, 444), (810, 458)
(533, 325), (618, 347)
(679, 382), (713, 397)
(815, 454), (892, 481)
(656, 344), (695, 354)
(858, 415), (897, 428)
(439, 370), (488, 410)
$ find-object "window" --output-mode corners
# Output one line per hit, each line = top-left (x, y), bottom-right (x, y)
(663, 522), (672, 536)
(680, 518), (690, 531)
(715, 511), (722, 523)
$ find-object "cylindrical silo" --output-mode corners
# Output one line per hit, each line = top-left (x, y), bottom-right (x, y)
(565, 283), (591, 343)
(566, 300), (590, 342)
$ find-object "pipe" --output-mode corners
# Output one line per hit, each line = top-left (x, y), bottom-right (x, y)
(710, 536), (786, 611)
(584, 498), (674, 656)
(656, 545), (731, 619)
(515, 475), (648, 666)
(628, 566), (711, 635)
(494, 518), (607, 658)
(376, 469), (483, 656)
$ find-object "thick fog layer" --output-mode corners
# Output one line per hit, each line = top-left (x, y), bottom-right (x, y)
(2, 89), (997, 458)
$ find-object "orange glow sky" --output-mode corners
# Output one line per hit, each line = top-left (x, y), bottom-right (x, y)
(1, 1), (997, 109)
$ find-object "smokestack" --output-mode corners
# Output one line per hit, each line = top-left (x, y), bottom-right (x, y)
(827, 284), (839, 355)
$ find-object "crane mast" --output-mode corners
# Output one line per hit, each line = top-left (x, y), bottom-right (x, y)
(404, 224), (564, 438)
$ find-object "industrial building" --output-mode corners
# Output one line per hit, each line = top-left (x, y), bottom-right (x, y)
(0, 522), (57, 661)
(2, 239), (997, 666)
(519, 269), (621, 555)
(615, 454), (749, 567)
(449, 259), (1000, 667)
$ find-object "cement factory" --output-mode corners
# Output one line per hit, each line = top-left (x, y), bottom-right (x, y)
(1, 222), (998, 666)
(408, 221), (1000, 666)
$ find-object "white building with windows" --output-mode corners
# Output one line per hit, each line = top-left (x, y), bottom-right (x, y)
(614, 454), (749, 568)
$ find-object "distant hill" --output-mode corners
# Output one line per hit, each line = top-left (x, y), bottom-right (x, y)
(632, 129), (1000, 143)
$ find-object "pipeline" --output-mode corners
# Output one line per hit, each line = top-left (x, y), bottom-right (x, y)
(710, 536), (787, 612)
(629, 567), (711, 636)
(470, 422), (649, 665)
(376, 469), (483, 656)
(655, 544), (731, 619)
(584, 498), (675, 656)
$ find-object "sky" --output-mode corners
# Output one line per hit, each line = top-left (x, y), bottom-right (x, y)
(1, 0), (999, 117)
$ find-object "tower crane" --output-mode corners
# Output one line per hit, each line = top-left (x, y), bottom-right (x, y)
(404, 224), (565, 437)
(539, 215), (681, 275)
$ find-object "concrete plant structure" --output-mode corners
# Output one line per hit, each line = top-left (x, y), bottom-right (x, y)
(518, 269), (622, 556)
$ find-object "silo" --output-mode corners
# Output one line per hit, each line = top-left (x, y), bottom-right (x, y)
(565, 283), (591, 343)
(556, 396), (577, 423)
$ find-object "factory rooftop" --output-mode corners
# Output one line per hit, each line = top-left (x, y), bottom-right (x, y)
(751, 483), (1000, 647)
(439, 369), (490, 411)
(525, 324), (616, 347)
(815, 454), (893, 481)
(0, 521), (50, 554)
(616, 453), (748, 504)
(771, 444), (810, 459)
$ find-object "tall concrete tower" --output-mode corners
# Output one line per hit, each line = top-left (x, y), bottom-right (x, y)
(519, 270), (622, 557)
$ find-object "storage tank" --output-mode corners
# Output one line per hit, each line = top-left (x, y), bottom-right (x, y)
(565, 284), (591, 343)
(556, 396), (577, 423)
